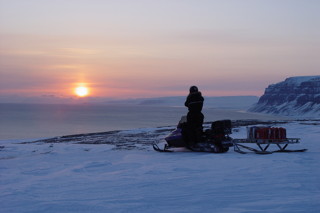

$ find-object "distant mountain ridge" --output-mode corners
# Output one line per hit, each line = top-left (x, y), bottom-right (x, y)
(105, 96), (259, 110)
(249, 76), (320, 117)
(0, 95), (259, 110)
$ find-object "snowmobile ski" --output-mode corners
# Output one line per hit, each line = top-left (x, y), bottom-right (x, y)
(152, 143), (173, 152)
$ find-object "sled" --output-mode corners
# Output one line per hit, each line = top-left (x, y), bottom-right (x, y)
(232, 138), (307, 154)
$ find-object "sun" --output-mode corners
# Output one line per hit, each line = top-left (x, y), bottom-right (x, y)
(75, 86), (89, 97)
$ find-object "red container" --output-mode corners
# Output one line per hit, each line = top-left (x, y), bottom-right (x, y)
(279, 127), (287, 139)
(256, 128), (269, 139)
(270, 128), (279, 139)
(248, 126), (287, 140)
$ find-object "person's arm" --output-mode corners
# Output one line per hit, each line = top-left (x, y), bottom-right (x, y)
(185, 95), (190, 107)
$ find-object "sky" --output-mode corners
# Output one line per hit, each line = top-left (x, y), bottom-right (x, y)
(0, 0), (319, 102)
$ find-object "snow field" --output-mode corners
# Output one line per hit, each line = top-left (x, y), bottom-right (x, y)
(1, 121), (319, 213)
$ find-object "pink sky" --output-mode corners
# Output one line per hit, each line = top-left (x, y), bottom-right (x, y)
(0, 0), (319, 101)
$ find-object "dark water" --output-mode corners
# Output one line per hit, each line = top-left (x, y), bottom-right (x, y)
(0, 103), (281, 141)
(0, 103), (187, 140)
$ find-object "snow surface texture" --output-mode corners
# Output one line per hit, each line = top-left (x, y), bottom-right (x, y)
(1, 120), (320, 213)
(249, 76), (320, 117)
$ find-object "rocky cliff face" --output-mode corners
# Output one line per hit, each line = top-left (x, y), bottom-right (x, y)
(249, 76), (320, 117)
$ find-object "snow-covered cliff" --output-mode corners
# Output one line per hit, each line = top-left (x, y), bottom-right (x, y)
(249, 76), (320, 117)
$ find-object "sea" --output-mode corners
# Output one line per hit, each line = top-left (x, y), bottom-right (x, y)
(0, 103), (284, 141)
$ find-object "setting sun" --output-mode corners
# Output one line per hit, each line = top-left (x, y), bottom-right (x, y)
(75, 86), (89, 97)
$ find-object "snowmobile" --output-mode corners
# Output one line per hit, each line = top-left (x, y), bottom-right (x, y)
(153, 117), (234, 153)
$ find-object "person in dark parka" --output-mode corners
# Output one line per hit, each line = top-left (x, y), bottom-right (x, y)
(183, 86), (204, 146)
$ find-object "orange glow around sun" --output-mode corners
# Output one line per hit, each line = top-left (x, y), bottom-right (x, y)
(75, 86), (89, 97)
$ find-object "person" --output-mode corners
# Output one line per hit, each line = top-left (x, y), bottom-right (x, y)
(183, 86), (204, 146)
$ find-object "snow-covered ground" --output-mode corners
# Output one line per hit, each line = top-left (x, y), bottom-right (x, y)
(1, 120), (319, 213)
